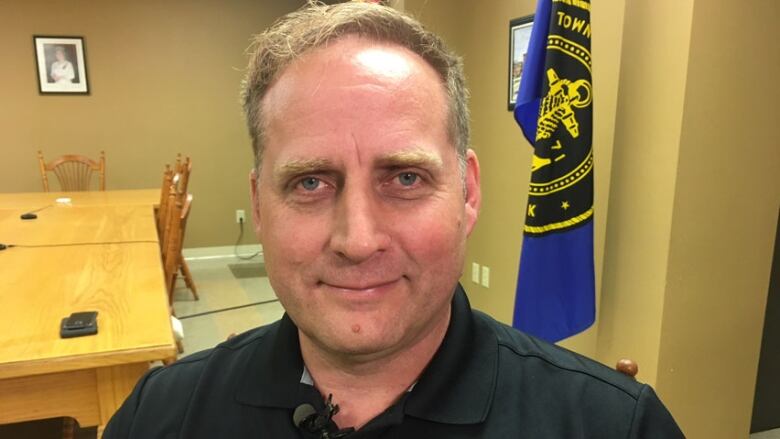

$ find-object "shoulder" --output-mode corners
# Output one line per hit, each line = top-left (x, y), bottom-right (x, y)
(147, 320), (279, 392)
(472, 311), (683, 437)
(103, 322), (280, 438)
(473, 309), (642, 398)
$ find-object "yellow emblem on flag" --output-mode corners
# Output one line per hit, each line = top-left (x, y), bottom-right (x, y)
(536, 68), (591, 141)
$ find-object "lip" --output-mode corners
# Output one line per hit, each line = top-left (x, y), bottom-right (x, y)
(319, 278), (402, 294)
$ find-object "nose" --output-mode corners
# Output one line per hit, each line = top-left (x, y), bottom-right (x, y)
(329, 185), (391, 263)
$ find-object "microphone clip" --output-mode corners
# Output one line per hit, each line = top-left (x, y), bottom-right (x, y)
(295, 394), (355, 439)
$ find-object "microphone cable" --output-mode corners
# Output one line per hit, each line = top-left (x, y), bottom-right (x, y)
(1, 240), (159, 249)
(24, 204), (54, 214)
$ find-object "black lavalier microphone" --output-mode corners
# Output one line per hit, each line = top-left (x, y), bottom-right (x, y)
(293, 394), (355, 438)
(19, 204), (54, 220)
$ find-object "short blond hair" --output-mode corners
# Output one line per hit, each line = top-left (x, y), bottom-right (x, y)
(242, 1), (470, 171)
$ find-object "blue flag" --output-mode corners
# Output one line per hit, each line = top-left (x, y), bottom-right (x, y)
(512, 0), (595, 342)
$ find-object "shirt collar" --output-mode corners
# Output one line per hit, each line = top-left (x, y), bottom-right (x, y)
(235, 283), (498, 425)
(402, 284), (498, 424)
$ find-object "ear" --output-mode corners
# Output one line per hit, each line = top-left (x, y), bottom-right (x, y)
(249, 168), (263, 241)
(463, 149), (481, 236)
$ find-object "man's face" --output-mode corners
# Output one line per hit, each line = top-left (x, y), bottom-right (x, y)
(251, 36), (480, 359)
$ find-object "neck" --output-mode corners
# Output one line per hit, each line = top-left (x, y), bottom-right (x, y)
(298, 308), (451, 430)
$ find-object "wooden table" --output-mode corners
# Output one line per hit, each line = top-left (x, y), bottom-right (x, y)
(0, 189), (160, 209)
(0, 189), (176, 435)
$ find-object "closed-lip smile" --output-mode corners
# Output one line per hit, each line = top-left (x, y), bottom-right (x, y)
(320, 278), (401, 292)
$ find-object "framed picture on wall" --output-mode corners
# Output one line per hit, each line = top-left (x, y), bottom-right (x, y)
(33, 36), (89, 94)
(508, 15), (534, 110)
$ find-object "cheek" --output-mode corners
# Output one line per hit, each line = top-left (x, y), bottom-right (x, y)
(259, 203), (330, 266)
(394, 202), (466, 263)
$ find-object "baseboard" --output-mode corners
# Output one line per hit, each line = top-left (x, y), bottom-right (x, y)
(182, 244), (264, 261)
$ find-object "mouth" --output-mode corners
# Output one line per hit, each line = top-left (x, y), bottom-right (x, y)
(319, 278), (403, 295)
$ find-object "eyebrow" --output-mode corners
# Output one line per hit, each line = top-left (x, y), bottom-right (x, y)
(375, 149), (444, 171)
(273, 158), (336, 181)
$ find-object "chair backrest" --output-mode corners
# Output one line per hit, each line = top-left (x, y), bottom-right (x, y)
(176, 156), (192, 195)
(38, 150), (105, 192)
(616, 359), (638, 379)
(162, 187), (183, 300)
(180, 193), (194, 240)
(157, 165), (174, 240)
(162, 191), (193, 303)
(156, 156), (192, 245)
(174, 153), (182, 174)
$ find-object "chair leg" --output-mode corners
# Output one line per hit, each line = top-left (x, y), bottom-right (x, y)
(166, 276), (175, 306)
(62, 417), (76, 439)
(165, 308), (184, 362)
(179, 257), (199, 300)
(176, 339), (184, 354)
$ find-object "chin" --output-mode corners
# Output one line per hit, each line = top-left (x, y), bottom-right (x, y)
(315, 325), (402, 357)
(331, 341), (389, 357)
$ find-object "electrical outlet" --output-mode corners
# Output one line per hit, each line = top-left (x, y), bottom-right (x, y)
(481, 266), (490, 288)
(471, 262), (480, 284)
(236, 209), (246, 224)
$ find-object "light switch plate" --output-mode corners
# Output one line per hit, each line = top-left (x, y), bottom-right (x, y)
(481, 266), (490, 288)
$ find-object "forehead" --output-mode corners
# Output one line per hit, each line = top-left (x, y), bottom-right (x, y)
(264, 36), (446, 117)
(259, 36), (452, 168)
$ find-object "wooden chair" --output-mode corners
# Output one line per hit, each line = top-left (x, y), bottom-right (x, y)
(175, 154), (192, 194)
(159, 188), (188, 359)
(37, 150), (105, 191)
(161, 187), (183, 299)
(157, 165), (174, 240)
(172, 156), (197, 298)
(616, 358), (639, 379)
(155, 157), (192, 250)
(176, 190), (198, 300)
(161, 191), (197, 303)
(156, 159), (198, 301)
(61, 417), (76, 439)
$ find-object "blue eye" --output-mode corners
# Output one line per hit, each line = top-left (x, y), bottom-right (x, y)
(398, 172), (418, 186)
(300, 177), (320, 191)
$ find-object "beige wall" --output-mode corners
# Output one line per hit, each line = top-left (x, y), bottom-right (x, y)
(598, 0), (780, 436)
(653, 0), (780, 436)
(404, 0), (627, 357)
(0, 0), (303, 248)
(596, 0), (696, 389)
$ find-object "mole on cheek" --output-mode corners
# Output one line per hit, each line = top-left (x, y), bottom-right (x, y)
(351, 324), (361, 334)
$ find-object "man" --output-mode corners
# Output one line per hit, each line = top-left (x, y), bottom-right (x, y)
(50, 46), (75, 84)
(105, 2), (683, 437)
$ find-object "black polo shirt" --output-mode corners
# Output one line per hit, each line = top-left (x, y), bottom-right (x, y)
(104, 285), (683, 438)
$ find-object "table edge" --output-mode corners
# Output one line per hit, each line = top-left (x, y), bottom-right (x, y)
(0, 343), (177, 380)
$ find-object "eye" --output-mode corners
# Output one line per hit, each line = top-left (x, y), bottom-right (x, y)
(299, 177), (321, 191)
(286, 175), (334, 204)
(397, 172), (418, 187)
(380, 169), (431, 200)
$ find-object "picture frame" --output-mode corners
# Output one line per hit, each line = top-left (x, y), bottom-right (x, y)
(33, 36), (89, 94)
(508, 15), (534, 111)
